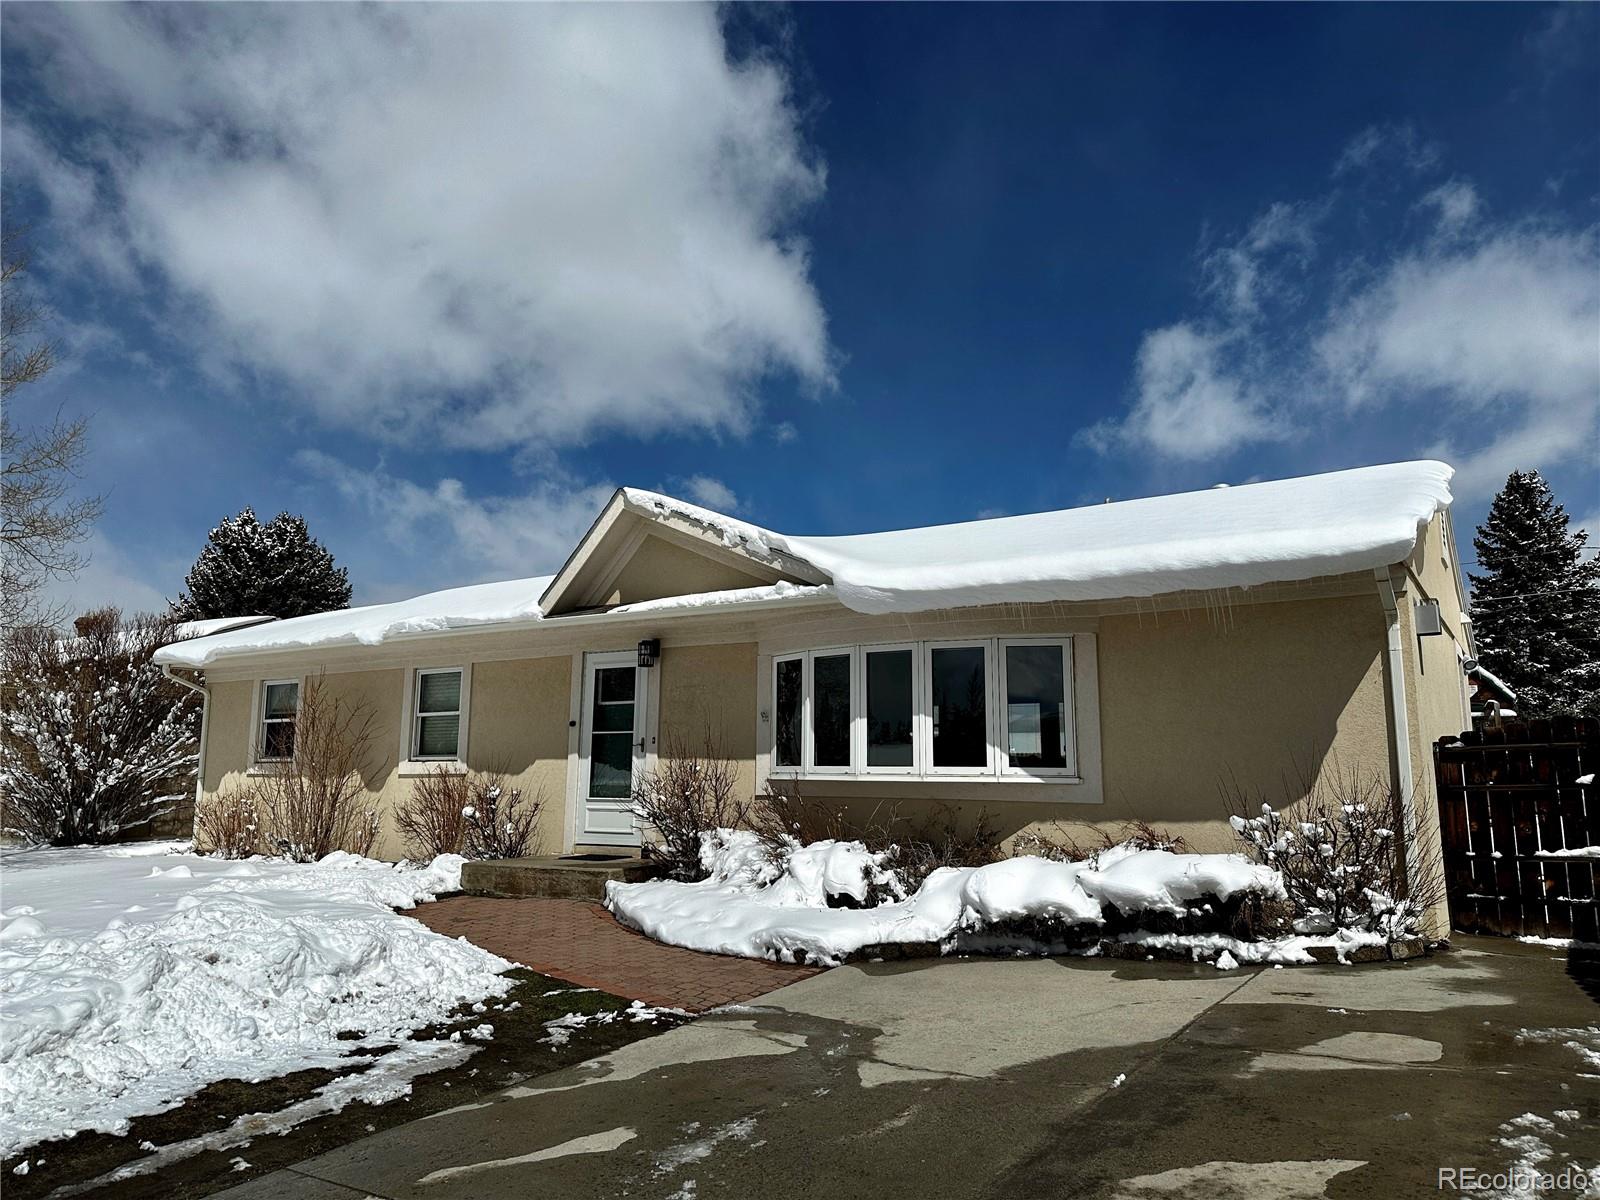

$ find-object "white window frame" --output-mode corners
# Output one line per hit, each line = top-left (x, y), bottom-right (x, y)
(411, 667), (465, 761)
(761, 635), (1083, 784)
(997, 637), (1077, 779)
(255, 678), (301, 764)
(806, 647), (855, 776)
(921, 639), (996, 776)
(398, 663), (472, 774)
(858, 641), (920, 776)
(770, 652), (806, 776)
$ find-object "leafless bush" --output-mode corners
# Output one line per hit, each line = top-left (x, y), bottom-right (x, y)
(0, 608), (199, 845)
(1012, 819), (1191, 865)
(752, 782), (1005, 896)
(462, 771), (543, 860)
(194, 791), (262, 859)
(227, 677), (384, 862)
(1224, 764), (1444, 939)
(395, 767), (472, 859)
(631, 731), (754, 879)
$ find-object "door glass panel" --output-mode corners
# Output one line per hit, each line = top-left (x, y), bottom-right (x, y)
(813, 653), (851, 767)
(1005, 644), (1067, 769)
(931, 646), (987, 767)
(866, 649), (914, 767)
(589, 733), (634, 798)
(774, 658), (802, 768)
(589, 665), (636, 798)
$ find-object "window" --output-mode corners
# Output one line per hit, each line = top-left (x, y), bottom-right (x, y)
(864, 646), (915, 769)
(811, 651), (852, 770)
(258, 680), (299, 761)
(588, 665), (636, 798)
(412, 668), (463, 760)
(928, 643), (990, 772)
(767, 637), (1078, 781)
(1001, 641), (1074, 775)
(774, 655), (803, 769)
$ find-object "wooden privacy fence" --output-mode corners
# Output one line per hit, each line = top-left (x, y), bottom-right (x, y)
(1434, 717), (1599, 941)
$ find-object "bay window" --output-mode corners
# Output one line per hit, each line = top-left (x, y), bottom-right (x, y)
(768, 637), (1078, 780)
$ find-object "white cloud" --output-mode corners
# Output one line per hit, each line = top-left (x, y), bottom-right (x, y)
(7, 5), (832, 453)
(1079, 323), (1286, 460)
(772, 421), (799, 445)
(1333, 122), (1441, 178)
(1418, 180), (1481, 236)
(38, 531), (171, 622)
(675, 475), (741, 513)
(1085, 129), (1599, 493)
(295, 451), (614, 589)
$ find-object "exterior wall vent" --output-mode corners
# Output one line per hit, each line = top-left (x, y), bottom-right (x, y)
(1414, 598), (1443, 637)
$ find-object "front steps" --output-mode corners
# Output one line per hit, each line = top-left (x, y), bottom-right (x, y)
(460, 854), (657, 902)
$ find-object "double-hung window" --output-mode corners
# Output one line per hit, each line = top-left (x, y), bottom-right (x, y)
(412, 668), (464, 760)
(769, 637), (1077, 780)
(258, 680), (299, 761)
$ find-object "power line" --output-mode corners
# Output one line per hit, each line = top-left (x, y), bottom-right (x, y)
(1468, 586), (1600, 606)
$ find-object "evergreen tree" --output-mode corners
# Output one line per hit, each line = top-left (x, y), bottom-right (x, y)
(173, 508), (352, 620)
(1468, 470), (1600, 718)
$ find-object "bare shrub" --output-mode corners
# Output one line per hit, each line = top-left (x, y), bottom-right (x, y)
(231, 677), (384, 862)
(0, 608), (199, 845)
(195, 791), (262, 859)
(395, 767), (471, 859)
(1224, 764), (1444, 939)
(631, 730), (754, 879)
(752, 782), (1005, 896)
(1012, 819), (1191, 865)
(461, 772), (543, 860)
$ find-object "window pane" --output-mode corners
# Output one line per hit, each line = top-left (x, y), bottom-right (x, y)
(262, 719), (295, 759)
(589, 731), (633, 798)
(774, 658), (802, 768)
(931, 646), (987, 767)
(1006, 644), (1067, 768)
(418, 670), (461, 714)
(813, 654), (851, 767)
(417, 714), (460, 758)
(264, 682), (298, 719)
(593, 699), (635, 732)
(597, 666), (635, 704)
(866, 650), (914, 767)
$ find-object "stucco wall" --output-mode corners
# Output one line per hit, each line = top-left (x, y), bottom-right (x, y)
(655, 642), (759, 806)
(605, 535), (771, 606)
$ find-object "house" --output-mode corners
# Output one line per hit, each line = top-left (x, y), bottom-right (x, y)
(154, 460), (1474, 921)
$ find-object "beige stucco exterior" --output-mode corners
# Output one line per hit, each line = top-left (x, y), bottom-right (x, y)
(184, 496), (1474, 935)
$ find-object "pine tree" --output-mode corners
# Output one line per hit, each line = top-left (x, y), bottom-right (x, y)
(172, 508), (352, 620)
(1468, 470), (1600, 718)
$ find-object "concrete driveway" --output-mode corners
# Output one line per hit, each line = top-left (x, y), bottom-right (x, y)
(218, 937), (1598, 1200)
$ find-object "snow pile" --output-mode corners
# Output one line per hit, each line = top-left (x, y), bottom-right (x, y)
(606, 832), (1283, 967)
(0, 843), (510, 1156)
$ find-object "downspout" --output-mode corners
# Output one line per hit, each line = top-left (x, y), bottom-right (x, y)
(1373, 566), (1422, 902)
(162, 664), (209, 840)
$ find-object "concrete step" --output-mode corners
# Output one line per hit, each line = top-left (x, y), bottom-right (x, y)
(460, 854), (658, 901)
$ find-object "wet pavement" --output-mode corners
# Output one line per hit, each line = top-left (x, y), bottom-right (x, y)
(213, 936), (1600, 1200)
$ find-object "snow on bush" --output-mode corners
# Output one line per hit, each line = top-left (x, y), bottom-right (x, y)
(606, 829), (1283, 967)
(1, 609), (199, 845)
(0, 843), (509, 1157)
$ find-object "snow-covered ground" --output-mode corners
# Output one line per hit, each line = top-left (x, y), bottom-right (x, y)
(602, 831), (1371, 968)
(0, 842), (511, 1158)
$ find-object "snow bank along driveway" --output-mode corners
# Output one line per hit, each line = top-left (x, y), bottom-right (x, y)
(0, 842), (511, 1158)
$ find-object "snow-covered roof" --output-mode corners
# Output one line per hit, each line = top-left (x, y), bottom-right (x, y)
(1470, 663), (1517, 701)
(156, 460), (1453, 668)
(173, 615), (277, 641)
(623, 459), (1455, 615)
(156, 577), (554, 668)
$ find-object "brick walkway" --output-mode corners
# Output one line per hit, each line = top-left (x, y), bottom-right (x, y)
(410, 896), (823, 1012)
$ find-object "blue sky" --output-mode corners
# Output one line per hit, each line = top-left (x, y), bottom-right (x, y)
(3, 3), (1596, 615)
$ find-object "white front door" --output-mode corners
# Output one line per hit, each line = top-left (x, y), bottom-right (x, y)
(579, 651), (646, 845)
